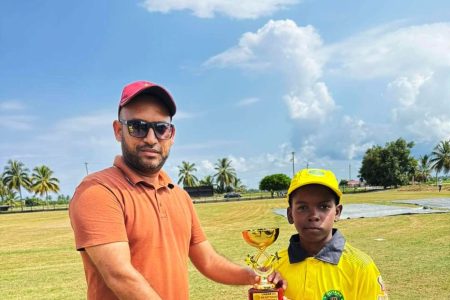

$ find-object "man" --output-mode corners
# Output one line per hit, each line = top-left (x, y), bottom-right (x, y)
(69, 81), (284, 300)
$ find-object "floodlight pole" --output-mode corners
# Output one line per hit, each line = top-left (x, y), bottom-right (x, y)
(85, 162), (89, 175)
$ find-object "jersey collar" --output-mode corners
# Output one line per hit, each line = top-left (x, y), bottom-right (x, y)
(288, 229), (345, 265)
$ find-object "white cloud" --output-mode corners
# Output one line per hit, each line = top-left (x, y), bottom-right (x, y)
(327, 22), (450, 143)
(228, 155), (250, 172)
(236, 97), (260, 107)
(328, 22), (450, 79)
(205, 20), (450, 178)
(199, 160), (215, 174)
(206, 19), (336, 123)
(387, 72), (433, 106)
(284, 82), (335, 121)
(141, 0), (299, 19)
(291, 114), (378, 162)
(389, 71), (450, 143)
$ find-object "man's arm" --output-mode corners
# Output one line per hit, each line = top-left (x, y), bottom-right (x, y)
(189, 240), (257, 285)
(189, 240), (286, 289)
(85, 242), (162, 300)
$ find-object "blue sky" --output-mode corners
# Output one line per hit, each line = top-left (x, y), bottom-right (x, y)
(1, 0), (450, 196)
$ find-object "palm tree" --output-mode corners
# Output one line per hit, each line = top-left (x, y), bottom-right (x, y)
(199, 175), (214, 186)
(213, 158), (237, 193)
(3, 160), (31, 211)
(430, 140), (450, 183)
(417, 154), (432, 183)
(0, 176), (9, 204)
(232, 177), (246, 193)
(177, 161), (198, 187)
(31, 165), (60, 206)
(4, 190), (19, 207)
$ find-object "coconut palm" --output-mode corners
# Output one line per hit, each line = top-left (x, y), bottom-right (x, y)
(3, 160), (31, 211)
(430, 140), (450, 181)
(31, 165), (60, 206)
(213, 158), (237, 193)
(232, 177), (246, 193)
(417, 154), (432, 183)
(3, 190), (19, 207)
(0, 176), (9, 204)
(199, 175), (214, 186)
(177, 161), (198, 187)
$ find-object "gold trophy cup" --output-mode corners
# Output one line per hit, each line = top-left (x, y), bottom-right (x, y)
(242, 228), (283, 300)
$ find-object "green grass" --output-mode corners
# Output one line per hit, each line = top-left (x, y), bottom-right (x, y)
(0, 189), (449, 299)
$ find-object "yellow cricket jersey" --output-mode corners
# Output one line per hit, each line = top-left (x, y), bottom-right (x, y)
(275, 230), (388, 300)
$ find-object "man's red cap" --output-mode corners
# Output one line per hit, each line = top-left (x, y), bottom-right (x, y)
(119, 80), (176, 117)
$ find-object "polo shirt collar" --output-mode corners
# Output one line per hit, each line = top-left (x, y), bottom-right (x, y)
(113, 155), (174, 189)
(287, 229), (345, 265)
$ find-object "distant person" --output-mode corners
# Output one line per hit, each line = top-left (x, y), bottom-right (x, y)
(274, 168), (388, 300)
(438, 179), (443, 192)
(69, 80), (285, 300)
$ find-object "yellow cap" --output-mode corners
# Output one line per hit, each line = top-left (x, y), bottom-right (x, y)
(287, 168), (342, 203)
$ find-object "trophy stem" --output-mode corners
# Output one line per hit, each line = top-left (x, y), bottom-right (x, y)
(242, 228), (284, 300)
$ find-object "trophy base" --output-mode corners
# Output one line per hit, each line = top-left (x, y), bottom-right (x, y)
(248, 287), (283, 300)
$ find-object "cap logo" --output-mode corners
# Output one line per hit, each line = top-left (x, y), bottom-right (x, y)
(308, 169), (325, 176)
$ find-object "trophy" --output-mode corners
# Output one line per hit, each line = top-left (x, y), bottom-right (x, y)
(242, 228), (283, 300)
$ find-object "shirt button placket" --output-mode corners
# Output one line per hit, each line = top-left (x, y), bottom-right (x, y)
(156, 188), (167, 218)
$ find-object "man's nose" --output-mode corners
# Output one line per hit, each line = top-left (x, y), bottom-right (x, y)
(143, 128), (158, 144)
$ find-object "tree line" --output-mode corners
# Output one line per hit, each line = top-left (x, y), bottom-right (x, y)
(0, 160), (61, 210)
(178, 157), (292, 196)
(178, 158), (247, 193)
(2, 138), (448, 209)
(359, 138), (450, 188)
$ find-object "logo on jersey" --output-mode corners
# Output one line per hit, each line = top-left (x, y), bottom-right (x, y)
(322, 290), (344, 300)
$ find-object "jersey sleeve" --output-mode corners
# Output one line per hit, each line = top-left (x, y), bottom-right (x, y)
(356, 261), (389, 299)
(69, 179), (128, 250)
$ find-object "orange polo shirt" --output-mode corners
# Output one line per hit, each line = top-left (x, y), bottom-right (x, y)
(69, 156), (206, 300)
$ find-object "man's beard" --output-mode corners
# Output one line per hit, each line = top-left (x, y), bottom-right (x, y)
(121, 139), (169, 175)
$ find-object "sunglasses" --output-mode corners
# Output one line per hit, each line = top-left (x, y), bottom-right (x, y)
(119, 119), (174, 140)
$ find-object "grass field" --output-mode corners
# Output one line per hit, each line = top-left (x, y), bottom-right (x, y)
(0, 189), (449, 299)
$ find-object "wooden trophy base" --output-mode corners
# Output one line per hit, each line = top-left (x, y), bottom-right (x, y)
(248, 287), (283, 300)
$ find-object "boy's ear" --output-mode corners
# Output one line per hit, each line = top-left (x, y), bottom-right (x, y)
(287, 207), (294, 224)
(335, 204), (343, 222)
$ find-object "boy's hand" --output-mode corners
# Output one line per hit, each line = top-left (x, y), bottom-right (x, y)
(267, 271), (287, 291)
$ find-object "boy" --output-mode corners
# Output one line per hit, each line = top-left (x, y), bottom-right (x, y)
(275, 168), (388, 300)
